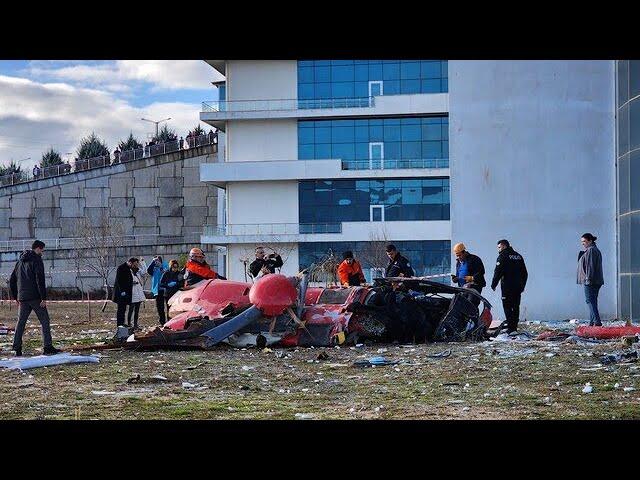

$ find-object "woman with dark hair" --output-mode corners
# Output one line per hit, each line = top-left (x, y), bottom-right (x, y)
(577, 233), (604, 326)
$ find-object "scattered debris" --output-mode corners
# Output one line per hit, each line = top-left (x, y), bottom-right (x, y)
(582, 383), (593, 394)
(186, 362), (207, 370)
(294, 413), (314, 420)
(92, 390), (116, 395)
(353, 356), (400, 368)
(150, 375), (168, 382)
(182, 382), (198, 389)
(600, 351), (638, 365)
(317, 351), (330, 361)
(0, 353), (100, 371)
(426, 349), (452, 359)
(623, 387), (636, 392)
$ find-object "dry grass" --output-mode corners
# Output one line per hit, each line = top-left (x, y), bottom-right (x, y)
(1, 301), (639, 420)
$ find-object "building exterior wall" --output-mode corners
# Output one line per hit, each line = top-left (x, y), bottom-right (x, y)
(227, 119), (297, 161)
(227, 60), (297, 101)
(449, 60), (616, 320)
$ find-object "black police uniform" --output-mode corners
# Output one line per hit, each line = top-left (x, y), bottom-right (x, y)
(385, 253), (415, 278)
(491, 246), (528, 332)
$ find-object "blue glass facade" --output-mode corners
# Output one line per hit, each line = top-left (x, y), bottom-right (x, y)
(297, 60), (448, 102)
(299, 117), (449, 168)
(299, 240), (451, 281)
(299, 178), (450, 226)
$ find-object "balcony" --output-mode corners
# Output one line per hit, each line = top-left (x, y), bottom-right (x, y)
(200, 93), (448, 125)
(200, 158), (449, 186)
(201, 220), (450, 245)
(202, 223), (341, 244)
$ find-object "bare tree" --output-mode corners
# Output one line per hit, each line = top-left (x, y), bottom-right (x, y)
(358, 225), (392, 280)
(73, 211), (125, 310)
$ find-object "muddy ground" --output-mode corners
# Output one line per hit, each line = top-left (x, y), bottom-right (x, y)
(0, 300), (639, 420)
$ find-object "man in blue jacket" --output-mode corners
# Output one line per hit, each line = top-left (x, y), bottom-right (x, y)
(147, 256), (168, 325)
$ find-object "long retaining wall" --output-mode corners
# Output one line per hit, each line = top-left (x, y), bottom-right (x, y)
(0, 144), (220, 291)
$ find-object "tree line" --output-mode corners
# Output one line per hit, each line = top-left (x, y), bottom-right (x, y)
(0, 124), (208, 178)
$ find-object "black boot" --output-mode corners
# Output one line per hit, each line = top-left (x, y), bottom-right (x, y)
(14, 347), (22, 357)
(43, 346), (62, 355)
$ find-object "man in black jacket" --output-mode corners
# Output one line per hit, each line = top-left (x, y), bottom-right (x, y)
(112, 257), (138, 327)
(249, 246), (283, 279)
(491, 239), (528, 333)
(9, 240), (60, 356)
(385, 244), (415, 278)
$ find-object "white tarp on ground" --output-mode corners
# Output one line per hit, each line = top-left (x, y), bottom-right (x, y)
(0, 353), (100, 370)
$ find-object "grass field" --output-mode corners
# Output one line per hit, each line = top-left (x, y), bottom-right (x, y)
(1, 300), (639, 420)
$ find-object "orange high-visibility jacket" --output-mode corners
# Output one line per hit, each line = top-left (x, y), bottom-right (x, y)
(337, 259), (366, 286)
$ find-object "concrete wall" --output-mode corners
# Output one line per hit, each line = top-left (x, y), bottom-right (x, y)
(0, 144), (221, 290)
(449, 60), (616, 321)
(227, 181), (298, 224)
(227, 60), (297, 101)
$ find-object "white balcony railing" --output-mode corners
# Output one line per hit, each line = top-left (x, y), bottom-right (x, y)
(203, 223), (342, 237)
(341, 158), (449, 170)
(202, 97), (375, 113)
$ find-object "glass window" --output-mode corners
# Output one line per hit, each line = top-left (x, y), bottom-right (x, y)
(632, 275), (640, 321)
(314, 82), (331, 99)
(298, 126), (314, 145)
(630, 60), (640, 99)
(401, 79), (421, 94)
(631, 151), (640, 211)
(421, 61), (441, 78)
(299, 144), (314, 160)
(384, 80), (400, 95)
(316, 143), (331, 159)
(332, 82), (354, 98)
(619, 103), (630, 155)
(620, 215), (630, 274)
(315, 66), (330, 82)
(354, 65), (368, 81)
(401, 124), (421, 142)
(422, 79), (441, 93)
(383, 63), (400, 80)
(298, 66), (314, 83)
(632, 213), (640, 273)
(298, 83), (314, 98)
(619, 153), (630, 215)
(630, 99), (640, 151)
(331, 65), (354, 82)
(298, 60), (314, 67)
(383, 124), (401, 142)
(618, 60), (629, 107)
(423, 123), (442, 141)
(400, 62), (421, 79)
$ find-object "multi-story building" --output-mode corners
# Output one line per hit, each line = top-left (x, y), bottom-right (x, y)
(200, 60), (630, 322)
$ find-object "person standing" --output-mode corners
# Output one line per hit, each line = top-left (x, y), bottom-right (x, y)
(183, 248), (226, 288)
(128, 265), (145, 330)
(9, 240), (60, 356)
(451, 242), (486, 306)
(249, 246), (283, 280)
(384, 244), (415, 278)
(491, 239), (528, 333)
(337, 251), (366, 287)
(577, 233), (604, 326)
(147, 256), (168, 325)
(159, 259), (184, 320)
(112, 258), (138, 327)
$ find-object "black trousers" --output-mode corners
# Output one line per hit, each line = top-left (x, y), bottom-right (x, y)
(116, 301), (128, 327)
(127, 302), (141, 328)
(502, 294), (522, 332)
(13, 300), (54, 351)
(155, 292), (169, 325)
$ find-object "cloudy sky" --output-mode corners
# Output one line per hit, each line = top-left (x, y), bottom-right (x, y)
(0, 60), (224, 169)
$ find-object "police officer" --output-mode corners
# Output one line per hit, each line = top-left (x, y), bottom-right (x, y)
(385, 244), (415, 278)
(491, 239), (528, 333)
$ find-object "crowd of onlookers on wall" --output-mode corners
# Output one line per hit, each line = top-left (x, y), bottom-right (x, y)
(1, 128), (218, 187)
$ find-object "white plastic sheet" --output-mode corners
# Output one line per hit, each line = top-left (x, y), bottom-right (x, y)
(0, 353), (100, 370)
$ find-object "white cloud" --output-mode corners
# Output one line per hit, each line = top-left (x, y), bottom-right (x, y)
(25, 60), (223, 91)
(0, 75), (209, 169)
